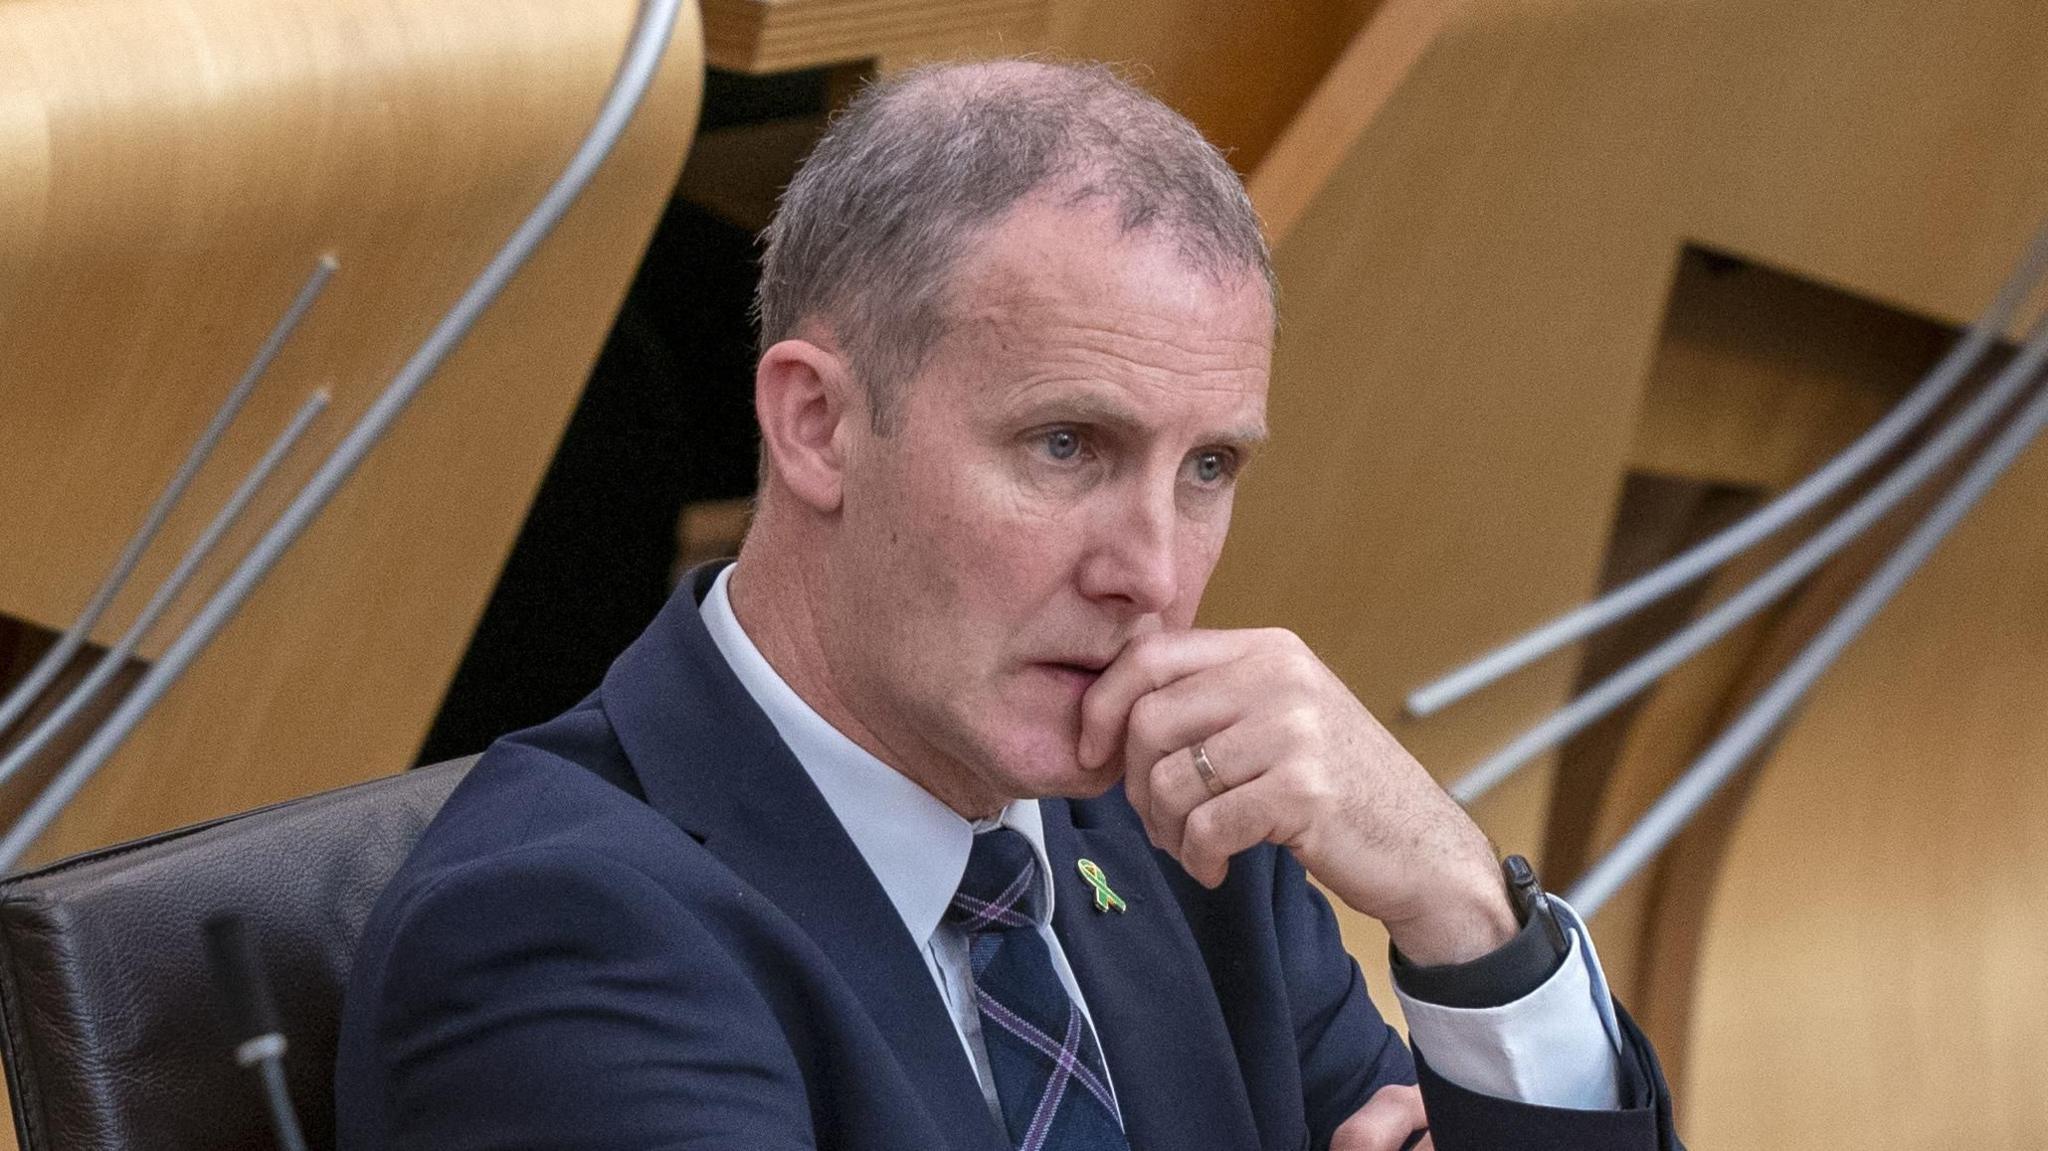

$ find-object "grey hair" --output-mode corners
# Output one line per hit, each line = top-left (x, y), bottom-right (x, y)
(754, 59), (1274, 434)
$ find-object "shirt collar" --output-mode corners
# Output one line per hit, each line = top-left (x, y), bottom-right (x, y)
(698, 565), (1057, 948)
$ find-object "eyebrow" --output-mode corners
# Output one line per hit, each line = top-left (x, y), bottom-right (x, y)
(1006, 391), (1269, 448)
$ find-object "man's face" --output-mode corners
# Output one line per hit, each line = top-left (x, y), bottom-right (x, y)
(817, 198), (1273, 815)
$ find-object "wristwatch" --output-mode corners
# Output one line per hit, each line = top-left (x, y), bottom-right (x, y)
(1502, 854), (1571, 959)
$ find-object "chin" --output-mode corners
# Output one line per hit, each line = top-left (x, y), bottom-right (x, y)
(987, 729), (1119, 801)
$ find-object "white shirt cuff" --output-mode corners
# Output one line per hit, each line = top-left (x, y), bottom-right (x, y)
(1394, 895), (1624, 1110)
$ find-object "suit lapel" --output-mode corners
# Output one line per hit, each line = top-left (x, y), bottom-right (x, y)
(600, 566), (1006, 1151)
(1042, 796), (1263, 1151)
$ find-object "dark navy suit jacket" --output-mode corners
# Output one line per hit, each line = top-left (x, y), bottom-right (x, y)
(336, 566), (1679, 1150)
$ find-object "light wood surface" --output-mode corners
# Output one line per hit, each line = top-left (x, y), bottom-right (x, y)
(704, 0), (1048, 74)
(1206, 0), (2048, 1141)
(858, 0), (1385, 174)
(1568, 256), (1975, 1085)
(0, 0), (704, 870)
(1628, 252), (1956, 490)
(1246, 0), (1452, 239)
(1690, 445), (2048, 1145)
(1042, 0), (1386, 174)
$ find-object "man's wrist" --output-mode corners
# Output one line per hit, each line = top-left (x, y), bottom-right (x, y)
(1378, 867), (1520, 967)
(1388, 854), (1576, 1007)
(1388, 898), (1570, 1008)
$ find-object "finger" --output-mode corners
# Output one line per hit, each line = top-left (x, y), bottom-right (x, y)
(1330, 1084), (1428, 1151)
(1077, 629), (1255, 769)
(1141, 720), (1278, 865)
(1139, 742), (1237, 856)
(1175, 769), (1301, 887)
(1119, 662), (1255, 828)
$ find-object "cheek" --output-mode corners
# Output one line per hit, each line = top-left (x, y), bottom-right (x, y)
(1170, 521), (1232, 622)
(938, 472), (1084, 601)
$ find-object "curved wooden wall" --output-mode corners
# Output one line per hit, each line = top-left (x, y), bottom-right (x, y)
(1200, 0), (2048, 1144)
(869, 0), (1386, 174)
(0, 0), (704, 865)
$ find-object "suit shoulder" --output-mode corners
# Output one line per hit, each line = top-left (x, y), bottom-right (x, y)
(408, 724), (675, 865)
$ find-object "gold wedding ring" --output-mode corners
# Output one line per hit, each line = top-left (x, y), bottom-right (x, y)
(1191, 743), (1227, 797)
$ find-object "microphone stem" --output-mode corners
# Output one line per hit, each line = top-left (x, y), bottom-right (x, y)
(254, 1055), (309, 1151)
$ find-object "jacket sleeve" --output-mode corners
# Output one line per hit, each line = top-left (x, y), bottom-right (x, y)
(362, 846), (816, 1151)
(1271, 849), (1683, 1151)
(1415, 998), (1682, 1150)
(1267, 850), (1419, 1148)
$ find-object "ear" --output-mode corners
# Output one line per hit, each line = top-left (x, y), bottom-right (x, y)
(755, 336), (859, 513)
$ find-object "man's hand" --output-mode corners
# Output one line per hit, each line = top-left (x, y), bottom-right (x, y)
(1333, 1084), (1432, 1151)
(1076, 628), (1516, 967)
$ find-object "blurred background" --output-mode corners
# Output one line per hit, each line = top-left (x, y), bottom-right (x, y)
(3, 0), (2045, 1145)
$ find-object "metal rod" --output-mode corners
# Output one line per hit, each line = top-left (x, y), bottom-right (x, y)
(256, 1057), (310, 1151)
(0, 258), (336, 740)
(0, 0), (683, 874)
(1407, 224), (2048, 719)
(1450, 311), (2048, 804)
(0, 393), (328, 790)
(1568, 369), (2048, 918)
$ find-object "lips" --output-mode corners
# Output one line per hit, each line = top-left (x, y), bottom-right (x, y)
(1038, 654), (1112, 676)
(1034, 660), (1107, 692)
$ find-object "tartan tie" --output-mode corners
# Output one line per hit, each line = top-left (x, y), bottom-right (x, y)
(946, 828), (1130, 1151)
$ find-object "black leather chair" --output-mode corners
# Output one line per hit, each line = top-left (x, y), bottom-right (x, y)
(0, 756), (477, 1151)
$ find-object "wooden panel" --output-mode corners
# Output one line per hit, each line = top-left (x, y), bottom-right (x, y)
(1205, 0), (2048, 1126)
(1629, 250), (1957, 490)
(705, 0), (1048, 74)
(0, 0), (704, 865)
(1043, 0), (1385, 173)
(862, 1), (1383, 175)
(1689, 447), (2048, 1147)
(1248, 0), (1452, 235)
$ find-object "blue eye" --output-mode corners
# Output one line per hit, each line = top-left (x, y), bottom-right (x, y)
(1045, 429), (1081, 460)
(1192, 451), (1229, 484)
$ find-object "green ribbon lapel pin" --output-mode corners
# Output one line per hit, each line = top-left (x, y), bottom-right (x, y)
(1075, 859), (1127, 914)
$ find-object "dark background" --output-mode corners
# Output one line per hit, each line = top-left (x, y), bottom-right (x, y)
(415, 68), (834, 764)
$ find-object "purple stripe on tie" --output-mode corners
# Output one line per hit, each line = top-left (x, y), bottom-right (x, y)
(974, 987), (1118, 1115)
(1019, 1011), (1083, 1151)
(951, 861), (1038, 930)
(949, 891), (1035, 930)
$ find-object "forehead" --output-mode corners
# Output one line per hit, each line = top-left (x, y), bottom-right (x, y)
(930, 199), (1274, 425)
(949, 198), (1272, 343)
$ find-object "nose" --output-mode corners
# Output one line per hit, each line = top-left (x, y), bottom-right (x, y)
(1076, 479), (1180, 616)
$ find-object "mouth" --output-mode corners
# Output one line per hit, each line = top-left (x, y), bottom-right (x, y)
(1034, 659), (1109, 689)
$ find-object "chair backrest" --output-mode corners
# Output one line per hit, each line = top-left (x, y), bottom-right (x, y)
(0, 757), (476, 1151)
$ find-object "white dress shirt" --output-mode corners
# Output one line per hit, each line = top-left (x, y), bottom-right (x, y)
(701, 567), (1112, 1124)
(699, 565), (1622, 1117)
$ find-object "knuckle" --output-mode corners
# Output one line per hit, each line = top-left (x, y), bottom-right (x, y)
(1266, 627), (1311, 658)
(1282, 703), (1322, 744)
(1297, 769), (1341, 810)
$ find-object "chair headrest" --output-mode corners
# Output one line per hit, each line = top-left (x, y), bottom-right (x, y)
(0, 756), (475, 1151)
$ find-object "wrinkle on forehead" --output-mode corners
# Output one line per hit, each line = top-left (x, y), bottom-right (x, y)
(950, 213), (1266, 352)
(893, 197), (1274, 445)
(948, 291), (1271, 426)
(952, 195), (1271, 326)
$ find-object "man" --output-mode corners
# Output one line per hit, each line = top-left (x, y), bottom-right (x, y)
(337, 61), (1679, 1150)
